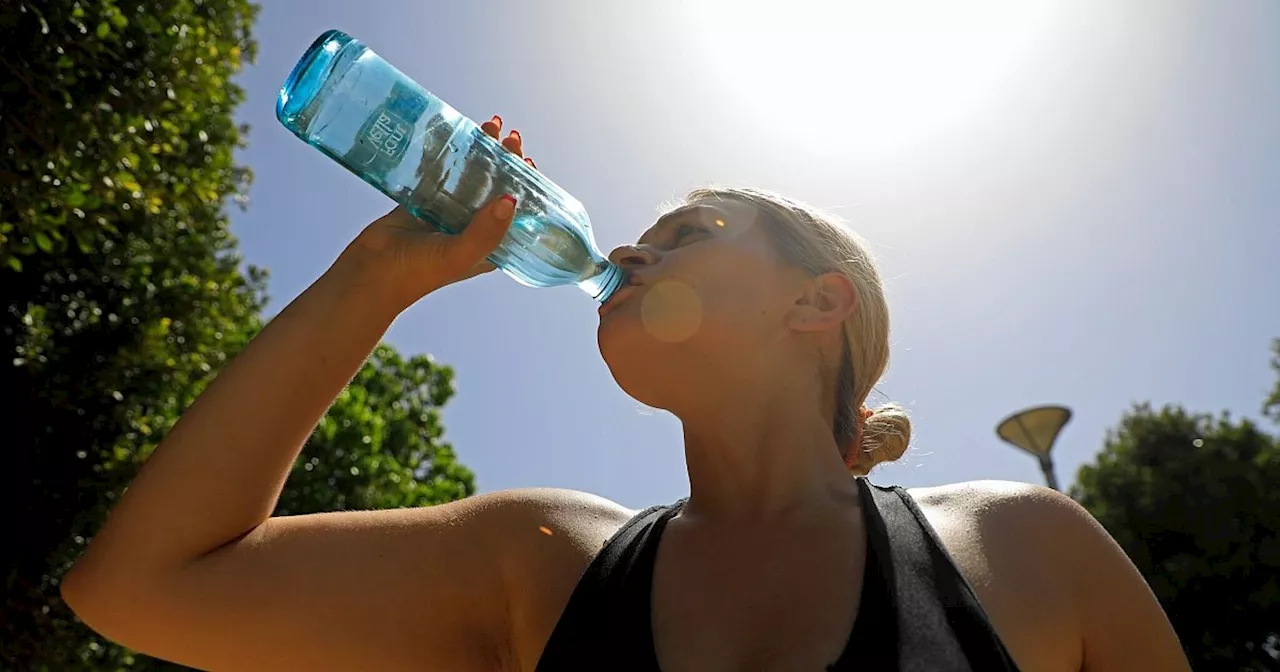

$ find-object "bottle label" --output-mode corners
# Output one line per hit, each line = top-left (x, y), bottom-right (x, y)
(347, 81), (428, 172)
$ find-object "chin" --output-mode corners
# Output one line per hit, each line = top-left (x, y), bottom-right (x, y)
(597, 277), (729, 405)
(597, 313), (690, 411)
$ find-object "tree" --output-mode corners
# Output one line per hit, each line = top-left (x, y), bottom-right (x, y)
(1, 0), (265, 667)
(1, 1), (475, 669)
(1265, 339), (1280, 425)
(278, 345), (475, 518)
(1072, 404), (1280, 671)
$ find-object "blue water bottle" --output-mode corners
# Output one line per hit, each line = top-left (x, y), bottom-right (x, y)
(276, 30), (624, 302)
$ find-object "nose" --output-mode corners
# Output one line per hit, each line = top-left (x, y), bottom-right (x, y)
(608, 244), (657, 270)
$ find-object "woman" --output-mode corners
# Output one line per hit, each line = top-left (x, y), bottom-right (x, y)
(63, 119), (1189, 671)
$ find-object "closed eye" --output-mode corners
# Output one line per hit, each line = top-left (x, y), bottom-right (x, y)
(671, 223), (708, 246)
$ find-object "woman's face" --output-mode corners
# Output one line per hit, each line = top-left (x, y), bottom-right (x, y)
(597, 199), (812, 412)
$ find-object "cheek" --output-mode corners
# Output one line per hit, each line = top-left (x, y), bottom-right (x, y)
(645, 252), (777, 343)
(598, 243), (783, 358)
(595, 252), (782, 405)
(639, 280), (704, 344)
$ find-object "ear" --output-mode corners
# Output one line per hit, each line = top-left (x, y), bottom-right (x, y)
(786, 272), (858, 333)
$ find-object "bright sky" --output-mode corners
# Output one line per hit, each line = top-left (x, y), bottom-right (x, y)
(231, 0), (1280, 508)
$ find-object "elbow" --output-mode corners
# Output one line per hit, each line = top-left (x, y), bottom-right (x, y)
(60, 558), (141, 643)
(61, 561), (113, 632)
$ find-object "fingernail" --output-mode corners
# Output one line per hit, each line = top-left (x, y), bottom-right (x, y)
(509, 129), (521, 141)
(490, 115), (502, 126)
(494, 194), (516, 219)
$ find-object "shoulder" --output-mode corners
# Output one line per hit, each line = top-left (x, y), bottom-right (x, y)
(905, 479), (1105, 586)
(908, 479), (1098, 542)
(904, 481), (1189, 671)
(472, 486), (638, 528)
(904, 481), (1095, 670)
(908, 478), (1074, 515)
(470, 488), (638, 667)
(466, 487), (638, 575)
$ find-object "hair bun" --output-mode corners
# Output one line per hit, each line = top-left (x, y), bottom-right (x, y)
(847, 403), (911, 475)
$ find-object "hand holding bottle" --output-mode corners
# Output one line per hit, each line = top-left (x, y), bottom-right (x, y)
(277, 30), (623, 302)
(333, 117), (533, 312)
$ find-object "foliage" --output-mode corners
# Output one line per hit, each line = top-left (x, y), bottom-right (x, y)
(278, 345), (475, 518)
(0, 0), (258, 271)
(1, 0), (264, 667)
(0, 1), (475, 669)
(1265, 339), (1280, 425)
(1073, 404), (1280, 671)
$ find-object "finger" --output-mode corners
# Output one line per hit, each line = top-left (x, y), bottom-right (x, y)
(380, 205), (442, 233)
(501, 130), (524, 157)
(480, 115), (503, 139)
(453, 195), (516, 265)
(524, 156), (537, 169)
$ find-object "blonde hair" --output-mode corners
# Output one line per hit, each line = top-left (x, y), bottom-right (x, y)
(683, 186), (910, 474)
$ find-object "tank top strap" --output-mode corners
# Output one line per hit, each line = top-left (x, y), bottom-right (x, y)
(534, 501), (683, 672)
(860, 480), (1021, 671)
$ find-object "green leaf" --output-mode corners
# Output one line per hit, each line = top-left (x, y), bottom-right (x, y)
(96, 22), (110, 39)
(34, 231), (53, 252)
(117, 172), (141, 193)
(5, 256), (20, 272)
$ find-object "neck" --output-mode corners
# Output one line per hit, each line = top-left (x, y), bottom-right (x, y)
(677, 374), (859, 522)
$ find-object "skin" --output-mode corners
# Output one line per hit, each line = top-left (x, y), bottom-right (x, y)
(62, 119), (1190, 672)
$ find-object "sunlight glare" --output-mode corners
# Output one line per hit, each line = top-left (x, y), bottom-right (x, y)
(677, 0), (1062, 157)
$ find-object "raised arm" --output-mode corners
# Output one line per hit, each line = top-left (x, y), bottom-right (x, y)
(61, 198), (544, 671)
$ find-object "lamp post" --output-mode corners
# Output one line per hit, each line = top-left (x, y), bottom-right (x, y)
(995, 405), (1072, 491)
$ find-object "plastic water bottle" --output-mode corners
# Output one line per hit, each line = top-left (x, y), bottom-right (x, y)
(276, 30), (624, 303)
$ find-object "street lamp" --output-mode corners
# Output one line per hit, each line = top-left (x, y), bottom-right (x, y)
(996, 405), (1072, 491)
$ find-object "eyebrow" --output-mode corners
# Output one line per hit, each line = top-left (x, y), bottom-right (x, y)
(638, 204), (730, 245)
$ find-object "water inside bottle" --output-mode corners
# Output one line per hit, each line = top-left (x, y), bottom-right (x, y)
(283, 41), (621, 300)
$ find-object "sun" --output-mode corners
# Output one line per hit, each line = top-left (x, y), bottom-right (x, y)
(676, 0), (1063, 158)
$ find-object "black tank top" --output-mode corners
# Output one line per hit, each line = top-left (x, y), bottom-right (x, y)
(535, 478), (1021, 671)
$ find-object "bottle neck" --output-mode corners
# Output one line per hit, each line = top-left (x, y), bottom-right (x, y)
(580, 260), (625, 303)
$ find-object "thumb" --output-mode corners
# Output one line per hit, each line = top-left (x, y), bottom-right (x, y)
(452, 194), (516, 264)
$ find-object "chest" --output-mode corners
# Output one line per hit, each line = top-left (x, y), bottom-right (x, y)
(649, 519), (866, 672)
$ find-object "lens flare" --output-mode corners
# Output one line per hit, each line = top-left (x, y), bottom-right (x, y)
(641, 280), (704, 343)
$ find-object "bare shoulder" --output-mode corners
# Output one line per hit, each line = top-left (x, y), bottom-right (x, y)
(909, 478), (1074, 516)
(907, 479), (1106, 557)
(905, 479), (1121, 587)
(478, 488), (637, 669)
(477, 486), (635, 546)
(469, 487), (636, 533)
(904, 480), (1188, 672)
(906, 479), (1098, 596)
(470, 486), (636, 583)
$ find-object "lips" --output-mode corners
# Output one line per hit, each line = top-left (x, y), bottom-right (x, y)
(598, 275), (644, 318)
(598, 287), (633, 318)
